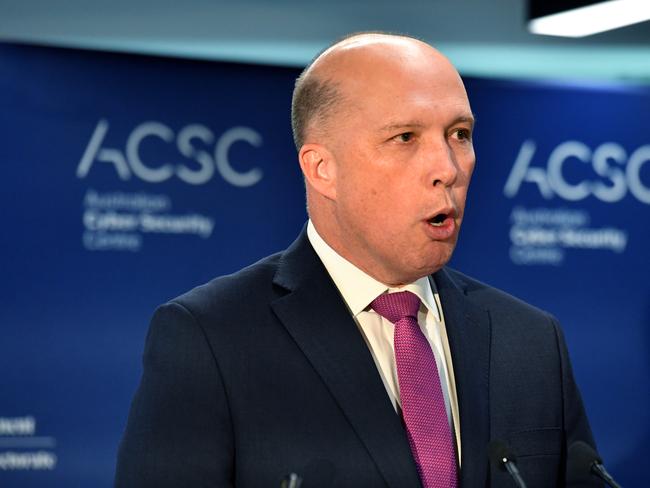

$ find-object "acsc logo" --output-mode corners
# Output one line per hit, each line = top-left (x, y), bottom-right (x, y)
(76, 119), (264, 187)
(504, 140), (650, 204)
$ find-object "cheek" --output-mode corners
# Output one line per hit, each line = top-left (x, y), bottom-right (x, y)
(461, 151), (476, 180)
(340, 164), (384, 209)
(452, 186), (470, 215)
(335, 152), (411, 230)
(336, 173), (380, 229)
(454, 157), (475, 206)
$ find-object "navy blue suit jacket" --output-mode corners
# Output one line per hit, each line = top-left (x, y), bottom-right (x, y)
(115, 228), (599, 487)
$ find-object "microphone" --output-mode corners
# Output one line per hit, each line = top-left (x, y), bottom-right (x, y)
(280, 472), (303, 488)
(568, 441), (622, 488)
(488, 440), (528, 488)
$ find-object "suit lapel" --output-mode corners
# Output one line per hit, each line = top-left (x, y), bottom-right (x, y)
(434, 269), (491, 488)
(271, 230), (421, 488)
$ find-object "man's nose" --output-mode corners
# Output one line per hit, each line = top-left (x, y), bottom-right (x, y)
(428, 139), (458, 187)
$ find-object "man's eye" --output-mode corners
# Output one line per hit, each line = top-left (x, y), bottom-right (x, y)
(393, 132), (414, 143)
(454, 128), (471, 141)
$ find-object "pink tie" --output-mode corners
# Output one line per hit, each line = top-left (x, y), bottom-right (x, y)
(371, 291), (458, 488)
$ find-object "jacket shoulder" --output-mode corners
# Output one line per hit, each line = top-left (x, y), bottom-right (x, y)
(168, 251), (284, 320)
(442, 267), (556, 324)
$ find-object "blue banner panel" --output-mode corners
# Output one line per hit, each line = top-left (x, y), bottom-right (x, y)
(455, 78), (650, 486)
(0, 43), (648, 486)
(0, 43), (306, 486)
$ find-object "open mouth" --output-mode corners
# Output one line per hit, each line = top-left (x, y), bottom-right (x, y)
(428, 213), (448, 227)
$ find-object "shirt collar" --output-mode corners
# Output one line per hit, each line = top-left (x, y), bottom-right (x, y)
(306, 220), (440, 320)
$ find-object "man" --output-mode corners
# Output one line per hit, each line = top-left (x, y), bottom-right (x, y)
(115, 33), (600, 487)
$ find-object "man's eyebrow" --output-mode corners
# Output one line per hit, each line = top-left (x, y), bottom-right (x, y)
(455, 113), (476, 127)
(379, 122), (426, 132)
(379, 114), (477, 133)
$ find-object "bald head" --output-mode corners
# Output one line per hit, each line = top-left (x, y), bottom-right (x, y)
(290, 33), (459, 151)
(293, 32), (474, 285)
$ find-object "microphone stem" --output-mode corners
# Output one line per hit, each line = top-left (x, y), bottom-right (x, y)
(504, 461), (528, 488)
(592, 463), (622, 488)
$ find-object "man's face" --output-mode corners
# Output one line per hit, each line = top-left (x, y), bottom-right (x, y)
(322, 41), (475, 285)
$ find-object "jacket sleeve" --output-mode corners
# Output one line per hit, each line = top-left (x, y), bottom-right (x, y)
(115, 302), (234, 487)
(552, 318), (603, 487)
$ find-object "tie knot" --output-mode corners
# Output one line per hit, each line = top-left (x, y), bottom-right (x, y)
(371, 291), (421, 324)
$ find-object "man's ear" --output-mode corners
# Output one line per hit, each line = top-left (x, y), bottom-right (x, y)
(299, 143), (337, 200)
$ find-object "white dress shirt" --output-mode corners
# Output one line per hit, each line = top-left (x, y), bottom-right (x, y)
(307, 220), (462, 461)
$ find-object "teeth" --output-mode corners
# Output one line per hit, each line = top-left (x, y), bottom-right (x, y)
(429, 213), (447, 226)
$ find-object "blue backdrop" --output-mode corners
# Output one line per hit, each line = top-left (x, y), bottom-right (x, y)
(0, 43), (647, 486)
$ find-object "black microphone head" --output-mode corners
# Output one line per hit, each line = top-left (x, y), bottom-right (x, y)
(567, 440), (603, 482)
(488, 439), (516, 469)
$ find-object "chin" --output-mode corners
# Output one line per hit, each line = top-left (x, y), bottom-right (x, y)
(397, 261), (445, 284)
(417, 253), (453, 277)
(385, 246), (455, 284)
